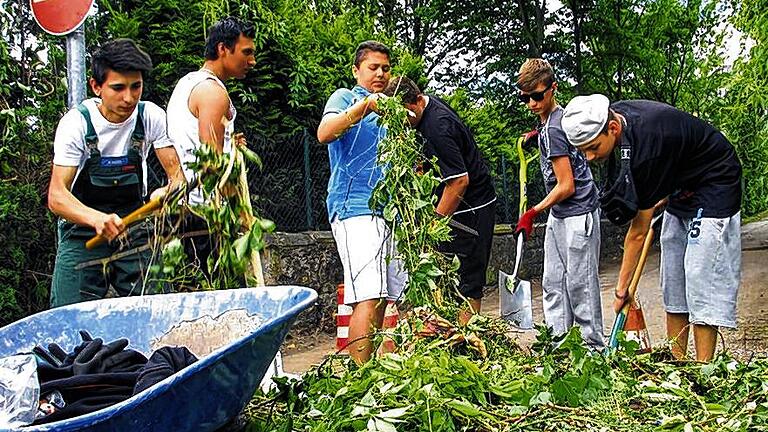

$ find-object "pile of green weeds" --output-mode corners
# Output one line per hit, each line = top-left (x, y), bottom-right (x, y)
(150, 143), (274, 290)
(247, 97), (768, 431)
(247, 327), (768, 431)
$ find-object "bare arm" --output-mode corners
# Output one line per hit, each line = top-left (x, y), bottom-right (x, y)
(614, 207), (655, 299)
(532, 155), (575, 213)
(189, 80), (230, 153)
(436, 174), (469, 216)
(148, 147), (187, 200)
(317, 96), (380, 144)
(47, 164), (123, 240)
(155, 147), (185, 186)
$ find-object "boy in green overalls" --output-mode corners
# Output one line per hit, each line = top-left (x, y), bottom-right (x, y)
(47, 39), (183, 307)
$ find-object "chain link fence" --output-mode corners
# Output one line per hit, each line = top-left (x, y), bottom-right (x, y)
(146, 130), (554, 232)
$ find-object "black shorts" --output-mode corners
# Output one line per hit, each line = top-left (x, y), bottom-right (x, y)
(439, 202), (495, 299)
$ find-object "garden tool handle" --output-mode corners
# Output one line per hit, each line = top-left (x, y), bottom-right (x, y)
(619, 220), (657, 315)
(85, 181), (189, 250)
(447, 218), (479, 236)
(85, 197), (164, 250)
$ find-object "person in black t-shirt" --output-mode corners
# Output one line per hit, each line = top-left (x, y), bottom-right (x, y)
(562, 94), (742, 362)
(384, 76), (497, 325)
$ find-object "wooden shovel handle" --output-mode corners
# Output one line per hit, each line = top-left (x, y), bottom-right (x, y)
(85, 197), (164, 250)
(620, 225), (656, 315)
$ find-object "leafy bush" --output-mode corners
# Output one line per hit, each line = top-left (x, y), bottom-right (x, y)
(0, 183), (55, 326)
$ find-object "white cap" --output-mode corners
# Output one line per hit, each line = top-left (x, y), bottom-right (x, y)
(562, 94), (610, 147)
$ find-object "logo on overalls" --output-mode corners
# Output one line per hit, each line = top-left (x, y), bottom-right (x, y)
(100, 156), (129, 167)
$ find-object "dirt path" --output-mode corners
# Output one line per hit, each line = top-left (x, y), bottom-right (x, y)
(282, 219), (768, 373)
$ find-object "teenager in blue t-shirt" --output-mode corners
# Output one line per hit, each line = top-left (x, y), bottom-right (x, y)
(317, 41), (405, 364)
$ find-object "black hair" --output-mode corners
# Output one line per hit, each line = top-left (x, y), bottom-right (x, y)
(91, 39), (152, 85)
(600, 109), (618, 135)
(354, 41), (390, 67)
(204, 17), (256, 60)
(383, 76), (421, 104)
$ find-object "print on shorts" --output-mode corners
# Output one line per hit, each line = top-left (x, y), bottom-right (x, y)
(687, 208), (703, 245)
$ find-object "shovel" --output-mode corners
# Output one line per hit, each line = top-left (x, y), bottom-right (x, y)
(499, 231), (533, 329)
(499, 134), (539, 329)
(607, 212), (663, 350)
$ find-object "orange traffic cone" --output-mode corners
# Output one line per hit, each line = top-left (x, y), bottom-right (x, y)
(336, 283), (352, 353)
(624, 295), (652, 354)
(336, 283), (400, 354)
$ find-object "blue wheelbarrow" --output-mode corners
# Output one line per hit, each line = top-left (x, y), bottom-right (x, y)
(0, 286), (317, 431)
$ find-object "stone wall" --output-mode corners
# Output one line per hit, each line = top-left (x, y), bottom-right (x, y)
(263, 220), (629, 335)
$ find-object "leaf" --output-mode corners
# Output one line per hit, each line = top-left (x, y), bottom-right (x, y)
(306, 409), (324, 418)
(377, 406), (410, 419)
(705, 403), (727, 415)
(659, 414), (687, 427)
(529, 391), (552, 406)
(643, 392), (681, 402)
(351, 404), (370, 418)
(373, 417), (398, 432)
(446, 399), (482, 417)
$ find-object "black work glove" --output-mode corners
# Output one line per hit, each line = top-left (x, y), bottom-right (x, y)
(72, 338), (130, 375)
(34, 330), (95, 381)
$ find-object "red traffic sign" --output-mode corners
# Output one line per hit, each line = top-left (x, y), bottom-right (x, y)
(30, 0), (94, 36)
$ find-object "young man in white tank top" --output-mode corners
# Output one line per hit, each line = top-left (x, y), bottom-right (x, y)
(166, 17), (256, 273)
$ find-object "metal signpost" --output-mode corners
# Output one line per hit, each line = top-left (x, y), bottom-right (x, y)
(30, 0), (94, 108)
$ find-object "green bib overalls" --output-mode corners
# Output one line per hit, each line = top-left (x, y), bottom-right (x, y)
(50, 103), (155, 307)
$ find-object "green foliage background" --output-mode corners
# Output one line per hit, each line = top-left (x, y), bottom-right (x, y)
(1, 0), (765, 325)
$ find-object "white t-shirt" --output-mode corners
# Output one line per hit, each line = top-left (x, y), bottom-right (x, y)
(52, 98), (173, 195)
(166, 70), (236, 205)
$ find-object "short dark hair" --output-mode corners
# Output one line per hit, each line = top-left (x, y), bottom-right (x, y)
(600, 109), (618, 135)
(383, 76), (421, 104)
(354, 41), (390, 67)
(204, 17), (256, 60)
(91, 39), (152, 85)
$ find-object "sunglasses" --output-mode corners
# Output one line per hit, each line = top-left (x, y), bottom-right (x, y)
(517, 83), (553, 103)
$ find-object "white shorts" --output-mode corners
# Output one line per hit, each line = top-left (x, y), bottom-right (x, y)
(331, 215), (406, 305)
(660, 211), (741, 328)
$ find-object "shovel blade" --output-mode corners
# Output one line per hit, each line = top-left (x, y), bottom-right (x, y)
(499, 270), (533, 329)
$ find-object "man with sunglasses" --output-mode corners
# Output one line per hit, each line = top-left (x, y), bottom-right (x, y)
(561, 94), (742, 362)
(514, 59), (604, 348)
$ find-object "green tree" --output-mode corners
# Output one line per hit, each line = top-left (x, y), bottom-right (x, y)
(579, 0), (727, 104)
(0, 0), (66, 325)
(716, 0), (768, 216)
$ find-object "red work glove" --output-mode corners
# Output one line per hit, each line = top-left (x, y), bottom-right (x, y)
(523, 129), (539, 149)
(515, 208), (539, 240)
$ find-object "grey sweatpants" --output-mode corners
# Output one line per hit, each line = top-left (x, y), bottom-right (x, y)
(542, 209), (604, 348)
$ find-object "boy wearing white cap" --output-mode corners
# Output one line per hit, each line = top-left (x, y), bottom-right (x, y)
(562, 94), (742, 361)
(514, 59), (603, 348)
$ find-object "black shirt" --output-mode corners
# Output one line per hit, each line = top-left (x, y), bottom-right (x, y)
(612, 100), (741, 218)
(417, 96), (496, 226)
